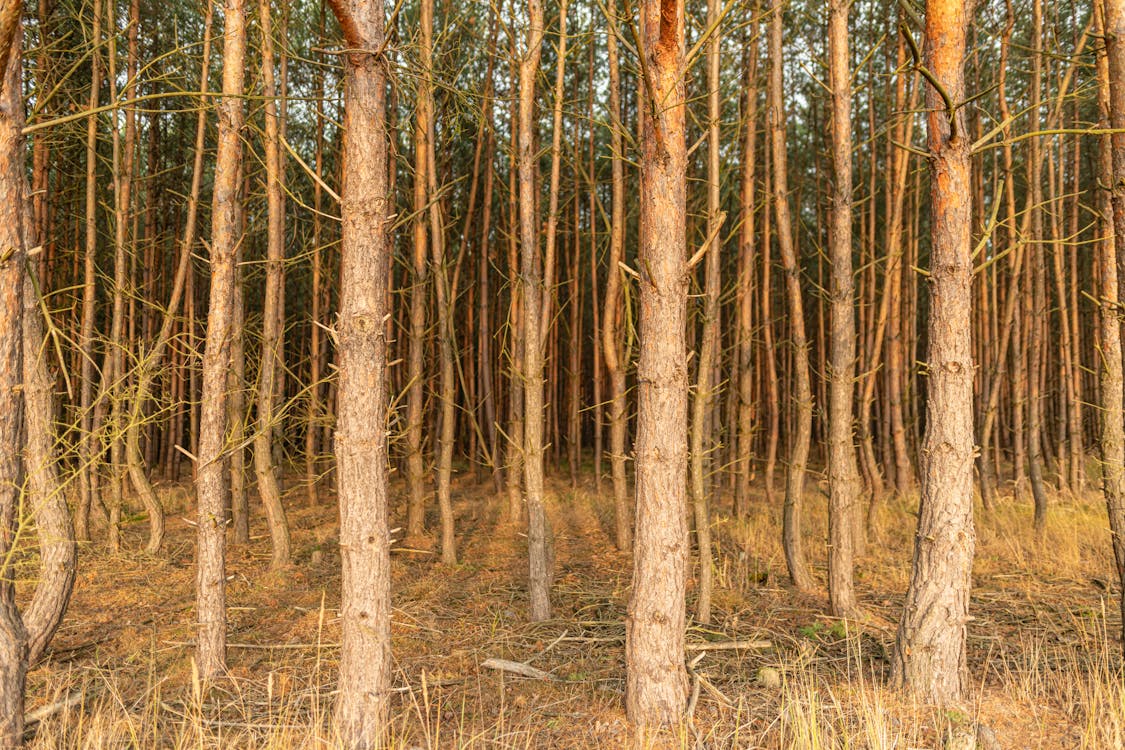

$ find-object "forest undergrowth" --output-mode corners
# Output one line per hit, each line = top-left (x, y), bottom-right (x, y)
(16, 469), (1124, 749)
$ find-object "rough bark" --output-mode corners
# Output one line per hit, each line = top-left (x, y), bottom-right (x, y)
(827, 0), (860, 618)
(626, 0), (689, 728)
(892, 0), (976, 706)
(325, 0), (393, 744)
(196, 0), (248, 679)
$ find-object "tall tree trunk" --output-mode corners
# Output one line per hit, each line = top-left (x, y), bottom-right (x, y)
(1099, 0), (1125, 651)
(602, 0), (631, 551)
(827, 0), (860, 618)
(427, 0), (457, 565)
(405, 0), (431, 540)
(326, 0), (393, 744)
(735, 18), (759, 520)
(76, 0), (103, 544)
(892, 0), (976, 706)
(519, 0), (552, 622)
(626, 0), (689, 727)
(253, 0), (292, 569)
(196, 0), (247, 679)
(690, 0), (722, 625)
(769, 0), (814, 593)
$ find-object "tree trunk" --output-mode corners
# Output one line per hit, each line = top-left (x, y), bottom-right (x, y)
(769, 0), (814, 594)
(326, 0), (393, 744)
(602, 0), (631, 551)
(519, 0), (552, 622)
(1099, 0), (1125, 650)
(892, 0), (976, 706)
(253, 0), (293, 570)
(626, 0), (689, 727)
(827, 0), (860, 618)
(196, 0), (248, 679)
(690, 0), (722, 625)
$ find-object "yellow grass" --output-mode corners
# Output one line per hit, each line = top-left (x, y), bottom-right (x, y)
(19, 472), (1125, 748)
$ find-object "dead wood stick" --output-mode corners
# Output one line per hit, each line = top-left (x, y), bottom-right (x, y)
(25, 691), (85, 725)
(481, 658), (555, 680)
(685, 639), (771, 652)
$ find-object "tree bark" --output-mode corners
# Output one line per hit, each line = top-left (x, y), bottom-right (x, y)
(325, 0), (393, 744)
(253, 0), (293, 570)
(827, 0), (860, 618)
(196, 0), (248, 679)
(519, 0), (552, 622)
(892, 0), (976, 706)
(626, 0), (689, 727)
(769, 0), (814, 594)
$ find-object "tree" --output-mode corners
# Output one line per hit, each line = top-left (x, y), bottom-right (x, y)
(0, 11), (76, 744)
(768, 0), (814, 594)
(826, 0), (860, 618)
(196, 0), (248, 679)
(252, 0), (293, 570)
(1098, 0), (1125, 650)
(626, 0), (689, 727)
(518, 0), (552, 622)
(892, 0), (976, 705)
(324, 0), (394, 745)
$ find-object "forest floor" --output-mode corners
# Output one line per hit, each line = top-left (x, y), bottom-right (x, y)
(17, 466), (1125, 748)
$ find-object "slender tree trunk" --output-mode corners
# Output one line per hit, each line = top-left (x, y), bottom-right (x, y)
(196, 0), (248, 679)
(769, 0), (814, 593)
(735, 19), (759, 520)
(626, 0), (689, 727)
(519, 0), (552, 622)
(1099, 0), (1125, 650)
(77, 0), (103, 544)
(427, 0), (457, 564)
(325, 1), (393, 744)
(827, 0), (860, 618)
(892, 0), (976, 705)
(253, 0), (292, 569)
(406, 0), (432, 540)
(603, 1), (631, 550)
(690, 0), (722, 625)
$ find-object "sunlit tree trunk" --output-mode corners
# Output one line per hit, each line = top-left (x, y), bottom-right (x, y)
(892, 0), (976, 705)
(626, 0), (689, 727)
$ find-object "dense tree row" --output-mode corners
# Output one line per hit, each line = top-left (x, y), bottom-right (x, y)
(0, 0), (1121, 744)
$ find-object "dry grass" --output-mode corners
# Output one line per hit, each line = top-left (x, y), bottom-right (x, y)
(17, 469), (1125, 748)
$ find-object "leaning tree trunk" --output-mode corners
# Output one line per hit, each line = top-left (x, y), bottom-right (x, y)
(196, 0), (248, 679)
(892, 0), (976, 706)
(325, 0), (394, 744)
(626, 0), (689, 728)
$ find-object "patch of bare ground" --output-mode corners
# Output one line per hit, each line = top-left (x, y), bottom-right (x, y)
(17, 469), (1125, 748)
